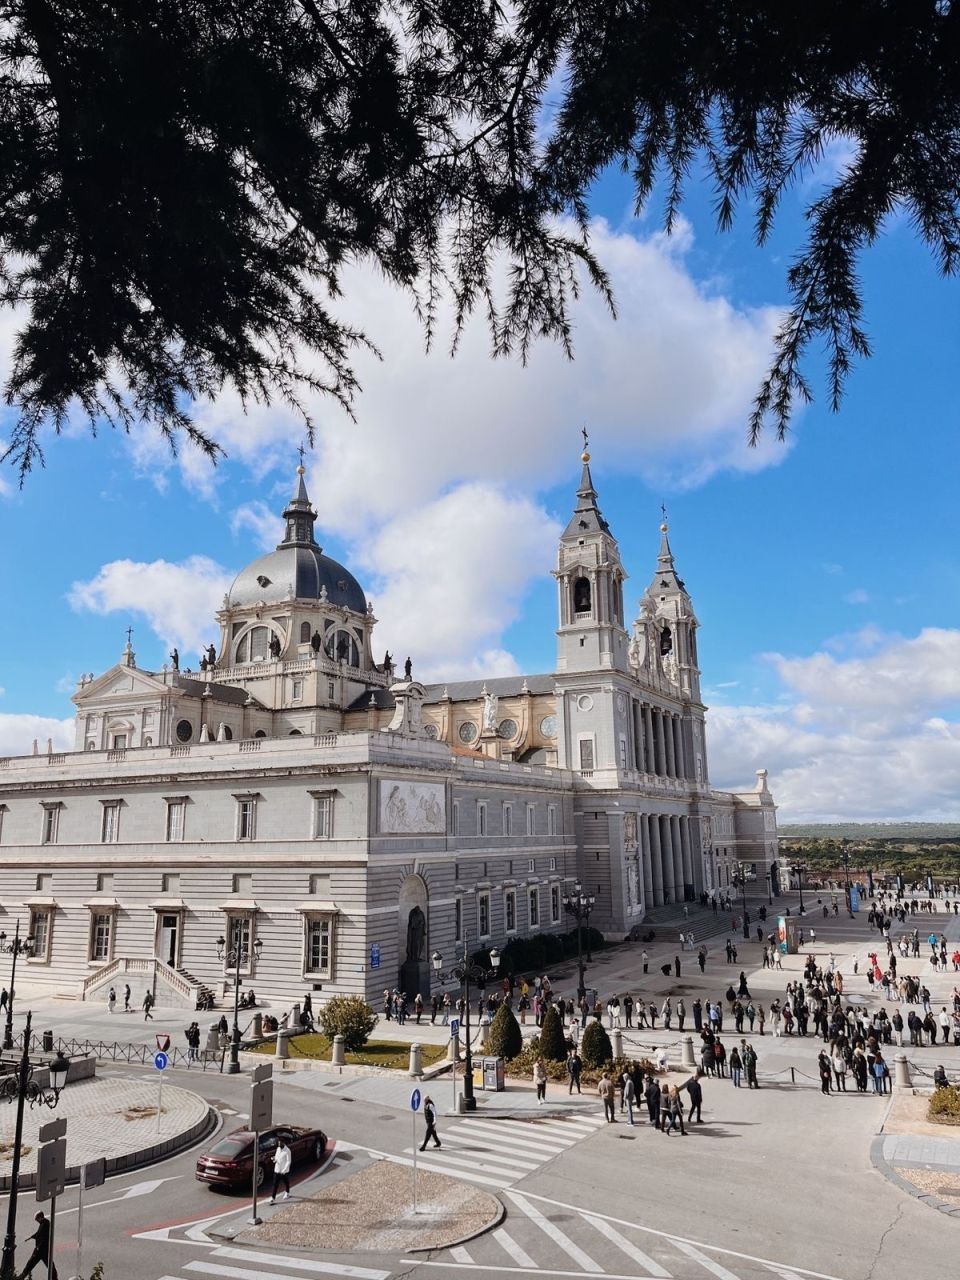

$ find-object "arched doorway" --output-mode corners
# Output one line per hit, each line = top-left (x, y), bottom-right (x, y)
(397, 873), (429, 998)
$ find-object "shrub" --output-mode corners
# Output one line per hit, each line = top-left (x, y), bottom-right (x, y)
(929, 1084), (960, 1124)
(539, 1006), (566, 1061)
(488, 1002), (523, 1059)
(319, 995), (378, 1052)
(581, 1019), (613, 1068)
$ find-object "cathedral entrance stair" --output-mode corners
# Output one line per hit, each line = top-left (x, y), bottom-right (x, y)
(79, 957), (201, 1008)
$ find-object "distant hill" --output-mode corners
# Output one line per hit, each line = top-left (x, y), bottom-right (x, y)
(780, 822), (960, 840)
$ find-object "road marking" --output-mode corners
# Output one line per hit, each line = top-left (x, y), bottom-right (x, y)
(507, 1192), (603, 1273)
(423, 1138), (542, 1169)
(213, 1248), (390, 1278)
(459, 1121), (571, 1151)
(583, 1215), (671, 1277)
(446, 1128), (570, 1159)
(57, 1177), (184, 1217)
(374, 1150), (506, 1188)
(403, 1264), (651, 1278)
(492, 1227), (537, 1268)
(664, 1241), (744, 1279)
(405, 1148), (539, 1178)
(450, 1247), (474, 1263)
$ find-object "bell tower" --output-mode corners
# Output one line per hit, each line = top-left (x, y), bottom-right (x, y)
(554, 441), (629, 675)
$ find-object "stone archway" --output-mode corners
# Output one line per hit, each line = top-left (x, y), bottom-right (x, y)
(397, 873), (429, 998)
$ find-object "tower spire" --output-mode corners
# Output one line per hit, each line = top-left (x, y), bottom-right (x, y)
(562, 432), (609, 538)
(278, 460), (320, 551)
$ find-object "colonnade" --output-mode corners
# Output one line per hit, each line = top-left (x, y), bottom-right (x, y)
(631, 700), (691, 779)
(637, 812), (697, 906)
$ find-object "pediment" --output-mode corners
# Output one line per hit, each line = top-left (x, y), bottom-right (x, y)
(72, 664), (169, 706)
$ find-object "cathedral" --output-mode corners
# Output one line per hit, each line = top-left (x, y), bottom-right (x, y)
(0, 448), (778, 1007)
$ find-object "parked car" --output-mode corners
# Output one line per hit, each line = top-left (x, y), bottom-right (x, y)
(196, 1124), (328, 1191)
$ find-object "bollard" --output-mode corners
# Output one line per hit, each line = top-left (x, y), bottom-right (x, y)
(291, 1002), (301, 1028)
(409, 1042), (423, 1078)
(611, 1028), (623, 1060)
(252, 1012), (263, 1040)
(681, 1035), (695, 1069)
(894, 1053), (912, 1089)
(275, 1027), (290, 1060)
(331, 1034), (346, 1066)
(448, 1032), (461, 1062)
(479, 1020), (490, 1048)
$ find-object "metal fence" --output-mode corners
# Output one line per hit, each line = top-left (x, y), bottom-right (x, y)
(7, 1030), (231, 1071)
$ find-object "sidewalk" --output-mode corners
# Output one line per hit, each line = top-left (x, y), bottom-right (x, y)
(872, 1088), (960, 1217)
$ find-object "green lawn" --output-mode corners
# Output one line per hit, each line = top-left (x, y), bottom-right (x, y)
(253, 1034), (448, 1071)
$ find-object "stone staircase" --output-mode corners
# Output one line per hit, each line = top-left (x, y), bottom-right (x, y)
(177, 967), (217, 1009)
(79, 957), (202, 1008)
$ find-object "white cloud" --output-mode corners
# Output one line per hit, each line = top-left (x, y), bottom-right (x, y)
(68, 556), (234, 657)
(709, 627), (960, 821)
(230, 501), (283, 552)
(0, 714), (73, 759)
(843, 587), (870, 605)
(356, 483), (560, 680)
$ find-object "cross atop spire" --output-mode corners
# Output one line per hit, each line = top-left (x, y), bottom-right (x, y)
(297, 441), (306, 468)
(581, 425), (589, 453)
(660, 502), (668, 525)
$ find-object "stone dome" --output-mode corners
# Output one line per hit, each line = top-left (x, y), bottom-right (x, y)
(227, 544), (366, 613)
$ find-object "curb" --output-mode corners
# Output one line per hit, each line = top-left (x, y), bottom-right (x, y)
(869, 1135), (960, 1219)
(405, 1193), (506, 1254)
(0, 1101), (218, 1193)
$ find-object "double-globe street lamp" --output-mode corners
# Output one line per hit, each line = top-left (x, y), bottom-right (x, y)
(216, 932), (263, 1075)
(0, 1009), (70, 1279)
(0, 922), (35, 1051)
(431, 942), (499, 1112)
(562, 882), (595, 1001)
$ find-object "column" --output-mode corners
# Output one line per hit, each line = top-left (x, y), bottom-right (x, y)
(640, 813), (654, 906)
(659, 815), (675, 903)
(633, 700), (645, 772)
(643, 705), (655, 775)
(654, 711), (666, 777)
(682, 816), (696, 894)
(674, 717), (686, 779)
(649, 815), (664, 905)
(671, 815), (684, 899)
(665, 713), (676, 778)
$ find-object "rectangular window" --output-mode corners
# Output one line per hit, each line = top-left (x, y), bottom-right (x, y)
(36, 873), (51, 892)
(527, 858), (535, 873)
(451, 801), (460, 836)
(95, 873), (114, 893)
(305, 917), (333, 976)
(327, 681), (335, 699)
(526, 804), (536, 836)
(618, 736), (628, 769)
(161, 872), (180, 894)
(529, 888), (539, 928)
(550, 885), (560, 923)
(502, 803), (513, 837)
(0, 805), (6, 843)
(309, 873), (331, 896)
(232, 873), (253, 895)
(30, 909), (50, 961)
(166, 799), (186, 842)
(236, 797), (257, 840)
(313, 795), (334, 839)
(477, 801), (487, 837)
(454, 897), (462, 942)
(548, 806), (558, 836)
(549, 856), (557, 871)
(579, 739), (595, 771)
(478, 892), (490, 937)
(100, 802), (121, 843)
(226, 914), (252, 961)
(41, 805), (60, 845)
(112, 733), (128, 750)
(90, 912), (112, 961)
(505, 890), (516, 932)
(292, 678), (304, 701)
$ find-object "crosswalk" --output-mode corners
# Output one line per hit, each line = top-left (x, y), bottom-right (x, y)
(157, 1244), (392, 1280)
(410, 1191), (842, 1280)
(402, 1111), (607, 1187)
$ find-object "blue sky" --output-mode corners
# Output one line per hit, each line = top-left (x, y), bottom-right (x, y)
(1, 148), (958, 823)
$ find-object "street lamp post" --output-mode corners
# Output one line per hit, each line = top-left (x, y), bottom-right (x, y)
(841, 840), (854, 917)
(791, 863), (806, 916)
(0, 1010), (70, 1279)
(562, 881), (595, 1000)
(431, 940), (499, 1112)
(733, 863), (751, 940)
(765, 871), (773, 905)
(216, 932), (263, 1075)
(0, 922), (35, 1051)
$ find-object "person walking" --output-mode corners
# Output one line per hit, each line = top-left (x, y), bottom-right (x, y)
(685, 1071), (704, 1121)
(108, 986), (117, 1015)
(142, 990), (154, 1020)
(534, 1057), (548, 1104)
(598, 1071), (616, 1123)
(729, 1046), (743, 1087)
(20, 1210), (58, 1279)
(644, 1075), (661, 1127)
(124, 982), (132, 1012)
(185, 1021), (201, 1063)
(743, 1042), (759, 1088)
(622, 1071), (637, 1125)
(661, 1086), (687, 1135)
(420, 1095), (442, 1149)
(566, 1049), (582, 1095)
(269, 1137), (293, 1202)
(818, 1050), (832, 1095)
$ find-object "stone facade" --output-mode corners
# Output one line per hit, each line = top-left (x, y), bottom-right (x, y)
(0, 455), (778, 1007)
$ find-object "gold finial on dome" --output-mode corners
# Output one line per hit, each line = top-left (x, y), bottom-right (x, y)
(297, 465), (305, 475)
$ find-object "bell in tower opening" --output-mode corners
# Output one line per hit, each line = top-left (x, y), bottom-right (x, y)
(660, 624), (673, 656)
(574, 577), (592, 613)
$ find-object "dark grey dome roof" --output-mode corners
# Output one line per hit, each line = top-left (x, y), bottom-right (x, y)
(228, 545), (367, 614)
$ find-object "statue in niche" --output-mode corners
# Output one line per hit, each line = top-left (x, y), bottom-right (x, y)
(311, 630), (322, 653)
(269, 634), (282, 659)
(624, 812), (638, 849)
(482, 690), (498, 732)
(405, 905), (426, 963)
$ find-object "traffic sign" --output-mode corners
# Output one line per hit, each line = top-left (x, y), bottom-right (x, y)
(39, 1118), (66, 1143)
(410, 1087), (421, 1112)
(83, 1158), (106, 1190)
(154, 1051), (168, 1071)
(252, 1062), (273, 1084)
(36, 1137), (66, 1203)
(449, 1017), (460, 1037)
(370, 942), (381, 969)
(250, 1079), (273, 1132)
(155, 1033), (171, 1053)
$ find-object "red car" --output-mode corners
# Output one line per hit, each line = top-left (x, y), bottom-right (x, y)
(196, 1124), (328, 1191)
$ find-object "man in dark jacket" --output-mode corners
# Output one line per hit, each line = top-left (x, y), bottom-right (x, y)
(685, 1072), (704, 1122)
(419, 1096), (441, 1150)
(566, 1050), (582, 1094)
(21, 1210), (58, 1278)
(643, 1075), (661, 1128)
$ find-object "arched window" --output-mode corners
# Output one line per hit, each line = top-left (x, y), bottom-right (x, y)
(324, 629), (359, 667)
(254, 729), (267, 738)
(235, 625), (272, 664)
(660, 625), (673, 656)
(300, 621), (311, 644)
(221, 725), (233, 741)
(573, 577), (591, 614)
(289, 728), (303, 736)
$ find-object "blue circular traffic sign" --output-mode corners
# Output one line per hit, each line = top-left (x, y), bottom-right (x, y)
(154, 1051), (169, 1071)
(410, 1087), (421, 1112)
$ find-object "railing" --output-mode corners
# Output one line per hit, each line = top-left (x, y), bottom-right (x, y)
(0, 759), (9, 769)
(107, 748), (127, 762)
(314, 733), (337, 748)
(80, 956), (195, 1002)
(238, 739), (261, 752)
(47, 753), (66, 765)
(170, 745), (191, 757)
(7, 1031), (225, 1071)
